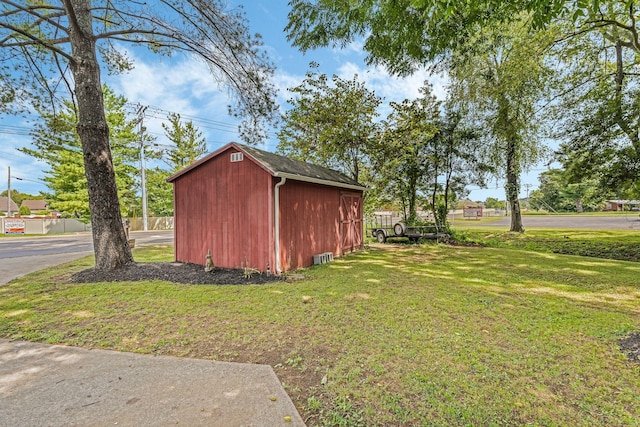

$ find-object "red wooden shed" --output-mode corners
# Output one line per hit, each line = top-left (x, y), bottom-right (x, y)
(167, 142), (366, 273)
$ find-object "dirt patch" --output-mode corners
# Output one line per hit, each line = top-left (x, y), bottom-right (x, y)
(69, 262), (283, 285)
(619, 332), (640, 362)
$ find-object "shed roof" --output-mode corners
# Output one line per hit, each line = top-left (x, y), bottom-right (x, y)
(167, 142), (367, 191)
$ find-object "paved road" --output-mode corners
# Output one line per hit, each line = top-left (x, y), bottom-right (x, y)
(465, 215), (640, 230)
(0, 230), (174, 284)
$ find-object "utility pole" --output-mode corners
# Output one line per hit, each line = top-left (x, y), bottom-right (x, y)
(137, 105), (149, 231)
(524, 183), (532, 211)
(7, 166), (11, 217)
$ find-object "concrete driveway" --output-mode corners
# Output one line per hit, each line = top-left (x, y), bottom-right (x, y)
(464, 215), (640, 230)
(0, 340), (304, 427)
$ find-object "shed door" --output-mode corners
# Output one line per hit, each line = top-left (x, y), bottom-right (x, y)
(340, 192), (363, 254)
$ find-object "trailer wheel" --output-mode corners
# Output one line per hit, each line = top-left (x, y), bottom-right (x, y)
(376, 230), (387, 243)
(393, 222), (406, 236)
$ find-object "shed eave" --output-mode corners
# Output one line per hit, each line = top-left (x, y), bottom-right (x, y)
(274, 172), (367, 191)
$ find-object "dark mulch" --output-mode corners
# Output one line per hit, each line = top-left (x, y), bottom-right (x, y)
(619, 332), (640, 363)
(69, 262), (283, 285)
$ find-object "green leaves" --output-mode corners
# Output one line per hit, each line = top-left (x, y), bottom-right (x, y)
(277, 68), (381, 182)
(22, 85), (140, 220)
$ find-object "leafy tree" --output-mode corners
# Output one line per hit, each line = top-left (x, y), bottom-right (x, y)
(531, 169), (606, 212)
(431, 107), (488, 219)
(145, 167), (174, 217)
(0, 0), (277, 270)
(447, 20), (553, 232)
(162, 113), (208, 172)
(548, 15), (640, 198)
(19, 205), (30, 216)
(375, 84), (440, 224)
(277, 65), (381, 182)
(484, 197), (504, 209)
(22, 86), (139, 220)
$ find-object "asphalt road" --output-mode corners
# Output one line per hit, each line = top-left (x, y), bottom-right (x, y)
(0, 230), (174, 284)
(461, 214), (640, 230)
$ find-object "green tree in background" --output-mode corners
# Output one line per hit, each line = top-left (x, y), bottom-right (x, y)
(447, 20), (553, 232)
(375, 84), (440, 225)
(162, 113), (208, 172)
(530, 169), (606, 212)
(22, 86), (139, 220)
(277, 65), (381, 182)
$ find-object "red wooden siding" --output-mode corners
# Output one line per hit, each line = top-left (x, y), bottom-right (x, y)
(278, 180), (363, 271)
(173, 147), (274, 271)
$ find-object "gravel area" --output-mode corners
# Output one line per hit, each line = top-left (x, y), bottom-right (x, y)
(69, 262), (283, 285)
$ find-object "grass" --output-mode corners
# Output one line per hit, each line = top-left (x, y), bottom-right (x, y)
(451, 226), (640, 262)
(2, 242), (640, 425)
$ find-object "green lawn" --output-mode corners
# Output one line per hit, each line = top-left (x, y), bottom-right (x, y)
(451, 226), (640, 262)
(1, 242), (640, 426)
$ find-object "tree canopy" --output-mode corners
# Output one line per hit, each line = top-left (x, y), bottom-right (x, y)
(0, 0), (277, 269)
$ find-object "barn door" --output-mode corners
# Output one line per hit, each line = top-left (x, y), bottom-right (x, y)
(340, 192), (363, 254)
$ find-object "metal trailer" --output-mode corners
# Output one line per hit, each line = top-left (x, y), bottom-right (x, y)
(368, 215), (447, 243)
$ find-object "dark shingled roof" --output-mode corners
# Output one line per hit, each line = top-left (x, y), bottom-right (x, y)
(168, 142), (366, 190)
(238, 144), (363, 188)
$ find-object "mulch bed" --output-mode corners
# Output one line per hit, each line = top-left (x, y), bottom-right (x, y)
(619, 332), (640, 363)
(69, 262), (283, 285)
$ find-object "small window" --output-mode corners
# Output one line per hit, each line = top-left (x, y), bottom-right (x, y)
(230, 152), (244, 162)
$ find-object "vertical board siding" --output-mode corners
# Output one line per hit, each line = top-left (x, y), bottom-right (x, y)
(173, 147), (273, 271)
(339, 192), (364, 254)
(279, 180), (363, 271)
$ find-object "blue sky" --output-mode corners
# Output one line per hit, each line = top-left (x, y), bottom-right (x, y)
(0, 1), (544, 202)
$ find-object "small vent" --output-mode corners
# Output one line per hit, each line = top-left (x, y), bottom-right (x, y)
(230, 152), (244, 162)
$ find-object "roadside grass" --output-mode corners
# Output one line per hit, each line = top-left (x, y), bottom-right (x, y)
(2, 243), (640, 425)
(451, 226), (640, 262)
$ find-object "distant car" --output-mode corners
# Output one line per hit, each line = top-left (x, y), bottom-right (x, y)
(631, 207), (639, 211)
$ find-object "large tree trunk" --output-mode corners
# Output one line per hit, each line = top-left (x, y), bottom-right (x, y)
(65, 0), (133, 269)
(506, 138), (524, 232)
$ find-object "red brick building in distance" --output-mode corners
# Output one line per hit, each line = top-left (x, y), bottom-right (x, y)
(167, 142), (366, 273)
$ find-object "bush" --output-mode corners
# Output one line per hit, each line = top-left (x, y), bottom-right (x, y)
(19, 205), (31, 216)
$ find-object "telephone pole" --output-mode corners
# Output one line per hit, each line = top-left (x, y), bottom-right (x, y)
(524, 183), (532, 211)
(7, 166), (11, 217)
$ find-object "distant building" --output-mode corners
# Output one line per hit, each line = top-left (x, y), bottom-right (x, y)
(605, 200), (640, 211)
(21, 199), (48, 212)
(0, 196), (19, 216)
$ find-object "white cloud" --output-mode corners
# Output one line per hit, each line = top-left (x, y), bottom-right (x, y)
(336, 62), (448, 102)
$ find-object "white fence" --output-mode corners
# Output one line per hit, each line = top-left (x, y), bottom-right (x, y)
(129, 217), (174, 231)
(1, 218), (91, 235)
(2, 216), (175, 235)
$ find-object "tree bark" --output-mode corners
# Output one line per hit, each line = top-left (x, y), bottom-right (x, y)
(65, 0), (133, 269)
(506, 137), (524, 232)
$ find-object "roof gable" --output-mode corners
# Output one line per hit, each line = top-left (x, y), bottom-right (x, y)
(167, 142), (366, 191)
(0, 196), (19, 213)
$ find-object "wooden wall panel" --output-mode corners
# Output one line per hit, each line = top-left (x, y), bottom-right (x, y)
(278, 180), (357, 271)
(173, 147), (273, 271)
